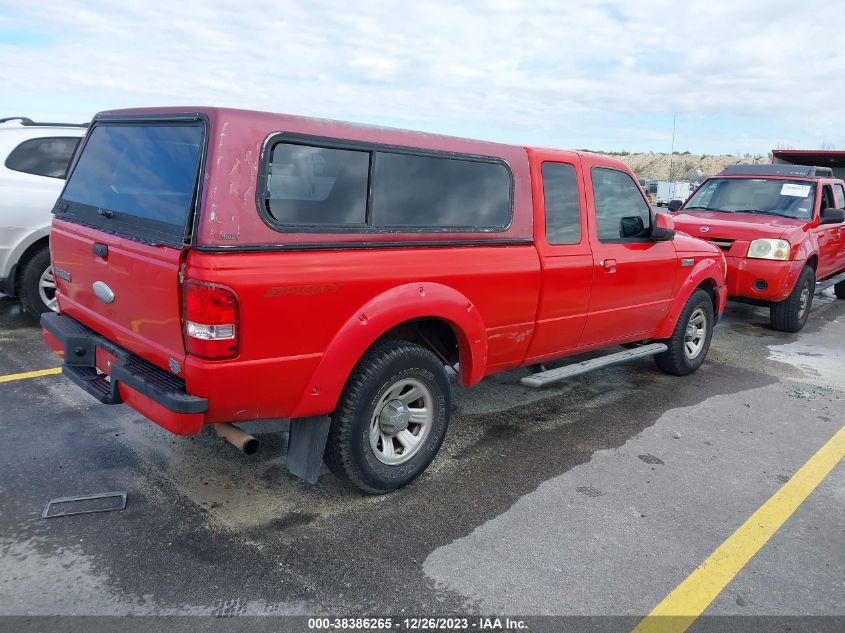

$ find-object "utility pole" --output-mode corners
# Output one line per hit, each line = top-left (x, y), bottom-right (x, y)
(668, 113), (676, 182)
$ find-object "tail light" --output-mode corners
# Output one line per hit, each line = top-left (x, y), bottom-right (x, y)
(183, 280), (238, 359)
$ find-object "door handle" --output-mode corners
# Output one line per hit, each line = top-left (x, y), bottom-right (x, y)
(600, 258), (617, 272)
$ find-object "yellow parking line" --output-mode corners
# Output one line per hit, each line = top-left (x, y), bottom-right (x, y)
(0, 367), (62, 383)
(633, 424), (845, 633)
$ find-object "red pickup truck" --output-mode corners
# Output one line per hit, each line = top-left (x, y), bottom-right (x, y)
(41, 107), (726, 493)
(670, 164), (845, 332)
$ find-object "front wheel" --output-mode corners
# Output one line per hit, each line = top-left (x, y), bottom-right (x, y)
(324, 340), (451, 494)
(770, 266), (815, 333)
(654, 288), (715, 376)
(19, 247), (58, 315)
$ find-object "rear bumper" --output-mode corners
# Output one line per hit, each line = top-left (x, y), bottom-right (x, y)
(726, 257), (803, 303)
(41, 312), (207, 435)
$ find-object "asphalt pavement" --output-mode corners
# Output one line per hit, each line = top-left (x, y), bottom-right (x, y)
(0, 288), (842, 632)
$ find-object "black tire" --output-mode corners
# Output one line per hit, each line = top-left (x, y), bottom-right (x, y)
(18, 247), (55, 316)
(324, 340), (451, 494)
(654, 288), (714, 376)
(770, 266), (815, 333)
(834, 279), (845, 300)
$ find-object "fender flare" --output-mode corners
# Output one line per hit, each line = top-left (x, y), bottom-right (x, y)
(794, 241), (818, 269)
(290, 282), (487, 418)
(780, 241), (818, 298)
(655, 257), (724, 339)
(2, 227), (50, 282)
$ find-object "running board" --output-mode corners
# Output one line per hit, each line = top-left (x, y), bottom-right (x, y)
(520, 343), (668, 388)
(817, 270), (845, 290)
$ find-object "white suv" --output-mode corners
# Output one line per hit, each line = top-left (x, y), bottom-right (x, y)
(0, 117), (87, 314)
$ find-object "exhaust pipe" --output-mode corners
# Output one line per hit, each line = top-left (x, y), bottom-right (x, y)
(213, 423), (259, 455)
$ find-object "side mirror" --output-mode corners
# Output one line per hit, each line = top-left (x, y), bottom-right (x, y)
(667, 199), (683, 212)
(620, 215), (646, 238)
(820, 208), (845, 225)
(651, 211), (676, 241)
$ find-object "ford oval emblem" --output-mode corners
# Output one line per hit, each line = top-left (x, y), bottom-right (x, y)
(699, 226), (710, 233)
(92, 281), (115, 304)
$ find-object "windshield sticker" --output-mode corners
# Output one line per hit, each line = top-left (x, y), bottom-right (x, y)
(780, 183), (812, 197)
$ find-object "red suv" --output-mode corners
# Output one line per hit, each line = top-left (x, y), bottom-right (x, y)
(42, 107), (726, 493)
(670, 165), (845, 332)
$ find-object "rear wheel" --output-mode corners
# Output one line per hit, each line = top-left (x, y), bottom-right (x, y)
(324, 340), (451, 494)
(19, 247), (57, 315)
(834, 279), (845, 300)
(770, 266), (814, 333)
(654, 288), (714, 376)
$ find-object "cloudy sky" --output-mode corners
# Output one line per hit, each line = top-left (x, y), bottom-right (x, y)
(1, 1), (841, 154)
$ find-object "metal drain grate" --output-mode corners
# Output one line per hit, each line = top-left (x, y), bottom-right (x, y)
(42, 491), (127, 519)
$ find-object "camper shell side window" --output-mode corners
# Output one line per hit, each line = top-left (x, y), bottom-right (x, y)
(260, 135), (513, 234)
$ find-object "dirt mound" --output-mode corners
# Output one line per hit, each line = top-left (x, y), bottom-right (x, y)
(590, 152), (771, 181)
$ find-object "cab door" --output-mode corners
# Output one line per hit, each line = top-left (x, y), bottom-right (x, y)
(816, 182), (841, 278)
(578, 156), (678, 346)
(524, 152), (594, 363)
(834, 183), (845, 271)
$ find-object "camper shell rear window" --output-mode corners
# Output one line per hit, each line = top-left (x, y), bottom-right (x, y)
(57, 119), (205, 246)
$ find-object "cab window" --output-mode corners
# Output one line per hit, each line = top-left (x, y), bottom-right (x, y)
(542, 162), (581, 244)
(821, 185), (836, 211)
(591, 167), (651, 241)
(832, 184), (845, 209)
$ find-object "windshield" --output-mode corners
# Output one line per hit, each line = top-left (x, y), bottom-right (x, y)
(682, 178), (816, 220)
(59, 122), (204, 244)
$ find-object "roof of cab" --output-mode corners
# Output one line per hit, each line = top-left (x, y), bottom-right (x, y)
(719, 164), (833, 179)
(526, 146), (631, 171)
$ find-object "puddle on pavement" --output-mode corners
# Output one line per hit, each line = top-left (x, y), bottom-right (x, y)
(766, 296), (845, 391)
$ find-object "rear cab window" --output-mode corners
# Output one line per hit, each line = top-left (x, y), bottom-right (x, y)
(57, 120), (206, 246)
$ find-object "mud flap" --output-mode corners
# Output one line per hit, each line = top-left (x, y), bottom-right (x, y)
(286, 415), (331, 484)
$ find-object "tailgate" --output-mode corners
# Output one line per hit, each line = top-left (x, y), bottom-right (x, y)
(51, 220), (186, 371)
(49, 116), (206, 372)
